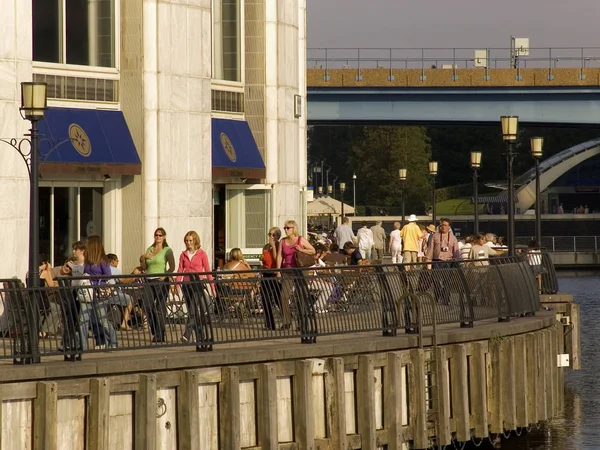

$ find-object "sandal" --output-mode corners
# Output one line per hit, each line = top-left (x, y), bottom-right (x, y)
(38, 331), (48, 338)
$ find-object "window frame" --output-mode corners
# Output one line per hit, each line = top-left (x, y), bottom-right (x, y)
(33, 0), (121, 73)
(211, 0), (245, 85)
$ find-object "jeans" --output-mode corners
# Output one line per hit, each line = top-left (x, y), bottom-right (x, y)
(78, 301), (117, 349)
(181, 283), (211, 343)
(142, 280), (170, 341)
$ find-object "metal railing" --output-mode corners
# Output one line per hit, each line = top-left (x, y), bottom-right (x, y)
(307, 47), (600, 71)
(514, 236), (600, 253)
(0, 255), (542, 363)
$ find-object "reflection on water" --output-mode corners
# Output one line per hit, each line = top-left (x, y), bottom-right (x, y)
(500, 276), (598, 450)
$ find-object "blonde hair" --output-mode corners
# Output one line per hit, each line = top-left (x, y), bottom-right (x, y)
(393, 221), (401, 229)
(229, 248), (244, 261)
(284, 220), (300, 238)
(184, 231), (201, 249)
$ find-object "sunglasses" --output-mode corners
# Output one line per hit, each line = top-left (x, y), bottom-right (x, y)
(155, 234), (164, 237)
(283, 227), (292, 230)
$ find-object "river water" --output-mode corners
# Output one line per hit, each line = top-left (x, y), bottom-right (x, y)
(500, 275), (598, 450)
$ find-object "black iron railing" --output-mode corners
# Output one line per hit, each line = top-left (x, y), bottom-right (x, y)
(0, 255), (545, 363)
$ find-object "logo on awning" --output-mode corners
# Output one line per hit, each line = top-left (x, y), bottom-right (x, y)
(69, 123), (91, 157)
(220, 132), (237, 162)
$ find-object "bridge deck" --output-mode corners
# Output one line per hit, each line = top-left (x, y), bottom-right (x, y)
(307, 67), (600, 88)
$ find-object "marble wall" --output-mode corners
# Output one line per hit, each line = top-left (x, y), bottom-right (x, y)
(265, 0), (305, 230)
(0, 0), (33, 277)
(143, 0), (214, 259)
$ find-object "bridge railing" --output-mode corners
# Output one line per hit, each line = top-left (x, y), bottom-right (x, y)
(514, 235), (600, 253)
(0, 255), (542, 363)
(307, 46), (600, 71)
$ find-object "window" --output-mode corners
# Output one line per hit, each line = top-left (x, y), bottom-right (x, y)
(213, 0), (241, 82)
(33, 0), (116, 68)
(39, 186), (103, 266)
(226, 188), (270, 249)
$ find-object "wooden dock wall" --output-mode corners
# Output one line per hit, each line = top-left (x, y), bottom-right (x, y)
(0, 324), (563, 450)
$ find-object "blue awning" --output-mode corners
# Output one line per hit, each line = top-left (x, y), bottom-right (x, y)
(38, 108), (141, 175)
(212, 118), (266, 178)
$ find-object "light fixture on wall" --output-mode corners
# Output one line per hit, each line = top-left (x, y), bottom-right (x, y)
(294, 94), (302, 118)
(103, 174), (112, 182)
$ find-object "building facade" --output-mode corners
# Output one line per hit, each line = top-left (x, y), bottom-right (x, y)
(1, 0), (307, 277)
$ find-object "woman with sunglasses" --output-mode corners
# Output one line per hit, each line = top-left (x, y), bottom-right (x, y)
(261, 227), (281, 330)
(140, 227), (175, 343)
(276, 220), (315, 329)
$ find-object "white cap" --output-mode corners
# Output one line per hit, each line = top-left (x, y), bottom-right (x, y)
(408, 214), (418, 222)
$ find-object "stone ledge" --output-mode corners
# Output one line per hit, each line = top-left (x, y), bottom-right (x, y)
(0, 311), (556, 383)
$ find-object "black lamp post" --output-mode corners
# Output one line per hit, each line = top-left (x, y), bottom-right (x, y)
(399, 168), (407, 225)
(531, 137), (544, 246)
(0, 82), (48, 285)
(470, 152), (482, 235)
(429, 161), (438, 226)
(340, 182), (346, 221)
(500, 115), (519, 256)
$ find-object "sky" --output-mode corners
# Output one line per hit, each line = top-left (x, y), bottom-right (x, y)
(306, 0), (600, 50)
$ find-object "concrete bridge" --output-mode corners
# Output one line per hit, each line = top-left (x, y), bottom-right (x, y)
(306, 47), (600, 124)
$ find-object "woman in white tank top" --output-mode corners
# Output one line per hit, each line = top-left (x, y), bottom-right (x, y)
(388, 221), (403, 264)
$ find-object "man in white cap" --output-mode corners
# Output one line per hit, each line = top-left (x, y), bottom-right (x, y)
(400, 214), (422, 266)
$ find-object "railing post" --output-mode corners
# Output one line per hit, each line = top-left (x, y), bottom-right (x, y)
(573, 236), (577, 253)
(356, 48), (362, 81)
(324, 48), (330, 81)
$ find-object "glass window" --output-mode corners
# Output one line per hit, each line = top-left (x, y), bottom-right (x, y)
(33, 0), (116, 68)
(213, 0), (241, 82)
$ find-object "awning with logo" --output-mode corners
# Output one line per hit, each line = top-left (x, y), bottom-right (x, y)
(211, 118), (266, 179)
(37, 108), (141, 175)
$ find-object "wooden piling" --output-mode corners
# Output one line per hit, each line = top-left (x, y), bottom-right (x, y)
(220, 367), (241, 450)
(259, 363), (278, 450)
(326, 357), (347, 449)
(177, 371), (199, 450)
(501, 338), (517, 431)
(488, 340), (502, 433)
(535, 332), (547, 422)
(294, 360), (315, 450)
(33, 381), (57, 450)
(470, 342), (488, 438)
(451, 344), (470, 441)
(357, 355), (376, 450)
(87, 378), (110, 450)
(436, 347), (451, 446)
(513, 336), (529, 427)
(525, 333), (538, 424)
(544, 329), (555, 420)
(384, 352), (405, 450)
(135, 374), (157, 450)
(409, 348), (428, 449)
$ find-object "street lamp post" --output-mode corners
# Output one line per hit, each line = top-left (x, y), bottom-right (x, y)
(531, 137), (544, 246)
(340, 182), (346, 221)
(500, 115), (519, 256)
(0, 83), (48, 285)
(429, 161), (438, 226)
(352, 173), (357, 213)
(470, 152), (482, 235)
(399, 168), (407, 225)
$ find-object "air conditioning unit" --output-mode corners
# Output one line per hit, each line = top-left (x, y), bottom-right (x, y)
(513, 38), (530, 56)
(441, 64), (457, 69)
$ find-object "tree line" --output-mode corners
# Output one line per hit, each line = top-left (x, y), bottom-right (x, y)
(308, 125), (600, 215)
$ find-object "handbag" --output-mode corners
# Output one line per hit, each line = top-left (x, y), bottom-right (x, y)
(294, 237), (315, 267)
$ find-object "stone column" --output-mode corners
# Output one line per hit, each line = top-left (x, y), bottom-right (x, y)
(0, 0), (33, 277)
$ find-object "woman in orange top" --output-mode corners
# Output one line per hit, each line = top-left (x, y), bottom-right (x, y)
(261, 227), (281, 330)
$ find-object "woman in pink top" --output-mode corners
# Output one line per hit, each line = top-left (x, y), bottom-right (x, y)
(276, 220), (315, 328)
(176, 231), (213, 344)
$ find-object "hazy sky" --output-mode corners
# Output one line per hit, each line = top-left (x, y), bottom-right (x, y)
(307, 0), (600, 49)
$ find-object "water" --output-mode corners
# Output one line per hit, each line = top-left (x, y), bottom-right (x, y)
(501, 275), (599, 450)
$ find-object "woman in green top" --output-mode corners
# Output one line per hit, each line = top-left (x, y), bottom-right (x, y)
(140, 227), (175, 343)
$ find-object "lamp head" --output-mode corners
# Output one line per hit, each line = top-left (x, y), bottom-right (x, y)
(530, 137), (544, 158)
(500, 115), (519, 141)
(399, 168), (407, 181)
(317, 186), (323, 195)
(429, 161), (438, 176)
(353, 173), (357, 180)
(327, 185), (332, 194)
(339, 182), (346, 192)
(470, 151), (482, 169)
(20, 82), (48, 121)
